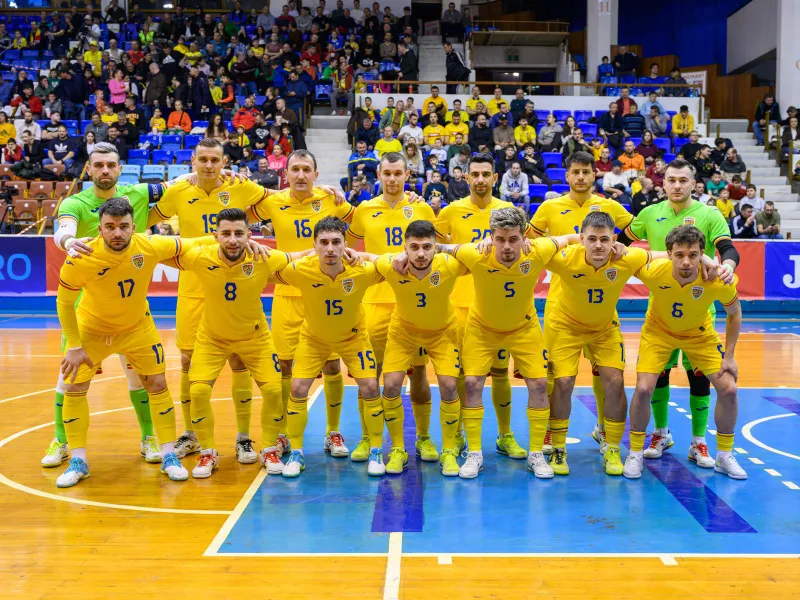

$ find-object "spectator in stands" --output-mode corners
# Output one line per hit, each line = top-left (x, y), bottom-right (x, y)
(597, 102), (624, 150)
(143, 63), (168, 115)
(75, 130), (97, 167)
(398, 112), (423, 146)
(466, 86), (485, 119)
(487, 87), (505, 116)
(622, 103), (645, 138)
(714, 187), (735, 221)
(641, 91), (666, 117)
(516, 100), (538, 130)
(108, 69), (129, 112)
(781, 116), (800, 156)
(631, 176), (662, 216)
(756, 201), (782, 238)
(206, 114), (229, 143)
(443, 41), (470, 94)
(692, 181), (711, 204)
(422, 112), (445, 149)
(520, 143), (551, 186)
(594, 146), (613, 188)
(706, 171), (727, 197)
(490, 103), (514, 129)
(496, 145), (518, 176)
(725, 174), (746, 201)
(166, 100), (193, 135)
(380, 32), (397, 60)
(720, 147), (746, 180)
(500, 161), (530, 210)
(444, 110), (468, 144)
(663, 67), (688, 97)
(644, 105), (667, 138)
(514, 116), (536, 149)
(429, 137), (447, 165)
(20, 130), (43, 166)
(1, 137), (21, 164)
(493, 114), (515, 152)
(597, 55), (614, 81)
(115, 112), (139, 147)
(602, 160), (632, 203)
(343, 139), (378, 190)
(446, 165), (468, 201)
(440, 2), (463, 42)
(636, 131), (659, 165)
(82, 112), (108, 143)
(561, 127), (590, 159)
(374, 126), (402, 158)
(645, 157), (666, 191)
(469, 112), (492, 153)
(124, 96), (146, 132)
(618, 139), (645, 177)
(612, 45), (638, 77)
(731, 204), (757, 238)
(356, 117), (380, 151)
(14, 110), (40, 144)
(669, 105), (693, 140)
(693, 145), (717, 181)
(680, 131), (702, 163)
(446, 144), (469, 177)
(741, 185), (764, 214)
(753, 93), (780, 146)
(446, 130), (469, 160)
(537, 113), (562, 152)
(781, 106), (798, 127)
(0, 111), (15, 148)
(422, 86), (448, 121)
(397, 42), (419, 92)
(423, 169), (447, 203)
(708, 137), (731, 165)
(43, 124), (76, 170)
(41, 112), (61, 142)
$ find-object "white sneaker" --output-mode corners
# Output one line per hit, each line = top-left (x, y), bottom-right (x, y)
(643, 430), (673, 459)
(192, 451), (219, 479)
(542, 429), (554, 455)
(276, 434), (291, 458)
(141, 436), (162, 463)
(715, 453), (748, 480)
(592, 423), (608, 454)
(160, 452), (188, 481)
(459, 451), (483, 479)
(527, 451), (554, 478)
(56, 457), (90, 488)
(282, 450), (305, 478)
(623, 452), (644, 479)
(235, 438), (258, 464)
(367, 448), (385, 476)
(689, 441), (715, 468)
(324, 431), (350, 457)
(259, 447), (285, 475)
(41, 438), (69, 468)
(175, 434), (200, 458)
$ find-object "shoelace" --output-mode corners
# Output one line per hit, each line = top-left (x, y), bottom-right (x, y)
(197, 454), (215, 467)
(329, 433), (345, 447)
(47, 440), (62, 453)
(66, 457), (85, 473)
(695, 442), (710, 457)
(264, 450), (281, 464)
(175, 435), (191, 449)
(552, 451), (565, 465)
(543, 431), (552, 444)
(163, 454), (181, 469)
(648, 434), (665, 448)
(239, 439), (255, 453)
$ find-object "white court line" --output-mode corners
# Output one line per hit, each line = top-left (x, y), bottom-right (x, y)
(734, 447), (748, 454)
(765, 469), (782, 477)
(204, 385), (324, 557)
(383, 532), (403, 600)
(741, 413), (800, 461)
(205, 551), (800, 558)
(783, 482), (799, 490)
(668, 402), (678, 407)
(660, 556), (678, 566)
(749, 458), (765, 465)
(676, 408), (687, 413)
(437, 555), (452, 565)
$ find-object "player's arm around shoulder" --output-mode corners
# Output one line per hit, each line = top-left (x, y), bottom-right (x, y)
(147, 181), (183, 227)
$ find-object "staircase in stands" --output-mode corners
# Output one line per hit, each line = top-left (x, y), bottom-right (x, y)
(305, 114), (352, 191)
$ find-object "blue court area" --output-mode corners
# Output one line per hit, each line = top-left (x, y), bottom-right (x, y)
(217, 386), (800, 557)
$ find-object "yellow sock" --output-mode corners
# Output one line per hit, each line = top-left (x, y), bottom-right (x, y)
(717, 432), (735, 453)
(358, 394), (368, 438)
(323, 372), (344, 435)
(189, 381), (216, 449)
(279, 376), (291, 434)
(456, 376), (466, 434)
(179, 368), (192, 432)
(148, 388), (176, 447)
(63, 390), (89, 448)
(440, 397), (460, 451)
(411, 400), (431, 437)
(491, 373), (512, 435)
(527, 406), (550, 452)
(549, 418), (569, 450)
(630, 430), (646, 452)
(604, 418), (625, 450)
(363, 396), (385, 447)
(259, 382), (283, 448)
(462, 405), (484, 452)
(231, 368), (253, 436)
(546, 372), (555, 397)
(592, 374), (605, 426)
(382, 394), (405, 447)
(287, 395), (309, 450)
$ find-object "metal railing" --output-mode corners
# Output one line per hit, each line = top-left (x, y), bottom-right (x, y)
(469, 20), (570, 33)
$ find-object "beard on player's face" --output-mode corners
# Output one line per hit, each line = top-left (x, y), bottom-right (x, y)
(221, 243), (245, 261)
(93, 174), (117, 190)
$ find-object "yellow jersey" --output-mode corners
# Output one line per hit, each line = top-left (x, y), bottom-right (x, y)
(444, 122), (469, 143)
(423, 124), (445, 146)
(151, 178), (268, 298)
(452, 239), (561, 332)
(546, 245), (651, 333)
(374, 253), (467, 331)
(175, 244), (292, 342)
(250, 187), (355, 297)
(637, 259), (739, 336)
(514, 125), (536, 147)
(347, 194), (436, 303)
(434, 196), (530, 308)
(466, 97), (487, 113)
(57, 234), (197, 347)
(422, 96), (448, 115)
(275, 255), (383, 341)
(487, 98), (506, 116)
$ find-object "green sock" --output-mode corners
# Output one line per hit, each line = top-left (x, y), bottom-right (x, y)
(54, 391), (67, 444)
(690, 394), (711, 437)
(129, 389), (155, 440)
(650, 386), (670, 430)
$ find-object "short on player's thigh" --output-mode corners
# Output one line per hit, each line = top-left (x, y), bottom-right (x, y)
(289, 334), (333, 379)
(504, 322), (548, 379)
(338, 331), (379, 380)
(583, 326), (626, 372)
(230, 334), (282, 384)
(187, 336), (231, 383)
(680, 329), (725, 377)
(461, 322), (504, 376)
(544, 320), (584, 378)
(423, 329), (462, 377)
(271, 296), (306, 360)
(111, 318), (167, 378)
(365, 304), (393, 364)
(382, 323), (419, 375)
(636, 323), (684, 374)
(176, 295), (204, 350)
(70, 332), (118, 384)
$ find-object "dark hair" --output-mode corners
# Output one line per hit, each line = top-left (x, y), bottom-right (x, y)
(714, 137), (726, 147)
(404, 219), (436, 241)
(565, 150), (595, 170)
(314, 216), (347, 240)
(665, 225), (705, 252)
(650, 62), (658, 68)
(217, 207), (249, 227)
(196, 137), (224, 152)
(98, 197), (134, 219)
(581, 211), (615, 233)
(745, 184), (756, 191)
(379, 151), (407, 169)
(680, 105), (689, 112)
(665, 157), (694, 175)
(765, 200), (774, 207)
(467, 152), (495, 173)
(287, 148), (318, 170)
(431, 85), (439, 91)
(740, 203), (753, 212)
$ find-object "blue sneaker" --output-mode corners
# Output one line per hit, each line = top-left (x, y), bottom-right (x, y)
(56, 457), (90, 488)
(367, 448), (385, 476)
(282, 450), (306, 478)
(160, 452), (189, 481)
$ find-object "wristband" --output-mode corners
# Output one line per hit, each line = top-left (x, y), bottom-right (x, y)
(721, 263), (734, 274)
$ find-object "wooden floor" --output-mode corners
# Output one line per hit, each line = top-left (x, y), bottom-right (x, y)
(1, 323), (799, 599)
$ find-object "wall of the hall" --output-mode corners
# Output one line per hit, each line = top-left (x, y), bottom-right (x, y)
(726, 0), (777, 73)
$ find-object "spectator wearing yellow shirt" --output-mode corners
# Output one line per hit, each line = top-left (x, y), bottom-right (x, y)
(12, 30), (27, 49)
(0, 112), (16, 146)
(149, 107), (166, 132)
(443, 111), (469, 145)
(101, 104), (119, 125)
(444, 99), (464, 122)
(514, 116), (536, 148)
(422, 113), (445, 148)
(183, 42), (202, 66)
(210, 81), (223, 107)
(422, 86), (448, 117)
(589, 136), (606, 161)
(84, 41), (103, 77)
(715, 188), (735, 221)
(486, 87), (505, 116)
(374, 126), (403, 157)
(174, 38), (190, 55)
(466, 85), (486, 117)
(671, 104), (694, 139)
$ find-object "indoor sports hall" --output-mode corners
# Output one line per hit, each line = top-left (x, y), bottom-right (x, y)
(1, 0), (799, 599)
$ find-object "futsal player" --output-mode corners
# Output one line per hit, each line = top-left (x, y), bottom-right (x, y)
(619, 158), (739, 468)
(346, 153), (439, 463)
(624, 225), (746, 480)
(438, 207), (578, 479)
(274, 217), (386, 478)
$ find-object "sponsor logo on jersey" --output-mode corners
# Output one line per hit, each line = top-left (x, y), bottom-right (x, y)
(684, 217), (696, 226)
(312, 283), (323, 288)
(311, 200), (322, 213)
(590, 205), (601, 212)
(403, 205), (413, 219)
(342, 278), (354, 293)
(398, 279), (410, 284)
(279, 205), (291, 211)
(572, 274), (586, 278)
(242, 262), (254, 277)
(218, 192), (230, 206)
(691, 285), (704, 299)
(187, 198), (199, 204)
(372, 211), (383, 218)
(97, 268), (110, 276)
(605, 267), (618, 282)
(462, 213), (473, 219)
(560, 209), (572, 215)
(131, 254), (144, 269)
(658, 285), (671, 289)
(656, 217), (667, 222)
(429, 271), (440, 286)
(519, 260), (531, 275)
(487, 269), (500, 273)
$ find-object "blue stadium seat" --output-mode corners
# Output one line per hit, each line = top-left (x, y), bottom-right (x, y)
(184, 134), (203, 148)
(673, 138), (689, 152)
(127, 149), (149, 166)
(194, 121), (209, 129)
(629, 137), (642, 147)
(152, 150), (175, 165)
(580, 123), (598, 138)
(529, 184), (548, 201)
(529, 202), (542, 216)
(161, 135), (182, 151)
(21, 50), (38, 59)
(315, 84), (331, 102)
(574, 110), (592, 123)
(253, 149), (266, 157)
(546, 168), (567, 184)
(594, 110), (608, 119)
(118, 175), (140, 185)
(552, 184), (570, 194)
(663, 153), (676, 162)
(654, 138), (671, 153)
(141, 165), (166, 181)
(120, 164), (141, 176)
(139, 134), (161, 147)
(255, 95), (266, 105)
(4, 50), (19, 61)
(82, 181), (94, 191)
(223, 121), (233, 130)
(535, 110), (549, 122)
(553, 110), (570, 122)
(236, 96), (247, 107)
(80, 120), (92, 133)
(176, 149), (193, 164)
(167, 164), (190, 179)
(542, 152), (562, 168)
(620, 203), (631, 213)
(619, 75), (637, 85)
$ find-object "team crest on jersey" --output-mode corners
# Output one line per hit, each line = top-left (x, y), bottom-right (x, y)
(131, 254), (144, 269)
(429, 271), (440, 286)
(342, 278), (355, 293)
(519, 260), (531, 275)
(242, 262), (254, 277)
(692, 286), (704, 300)
(218, 191), (230, 206)
(605, 267), (618, 282)
(590, 204), (602, 212)
(684, 217), (696, 226)
(403, 205), (413, 219)
(311, 200), (322, 213)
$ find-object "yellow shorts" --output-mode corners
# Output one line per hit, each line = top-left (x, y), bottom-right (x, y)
(188, 326), (282, 385)
(636, 322), (725, 376)
(272, 295), (305, 361)
(454, 306), (510, 371)
(462, 317), (547, 379)
(383, 317), (461, 377)
(365, 302), (427, 367)
(292, 328), (377, 380)
(70, 316), (165, 384)
(544, 318), (626, 378)
(176, 295), (204, 351)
